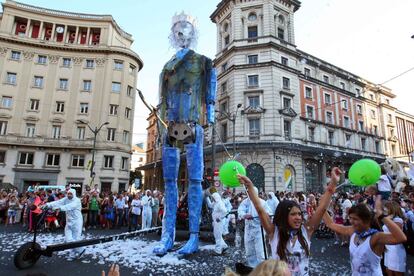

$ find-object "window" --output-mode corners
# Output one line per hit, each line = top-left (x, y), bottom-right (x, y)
(19, 152), (34, 165)
(341, 99), (348, 110)
(11, 51), (21, 60)
(345, 134), (351, 145)
(29, 99), (39, 111)
(221, 81), (227, 94)
(281, 57), (288, 66)
(37, 55), (47, 64)
(83, 80), (92, 91)
(112, 82), (121, 93)
(389, 128), (394, 137)
(358, 121), (364, 131)
(283, 97), (291, 109)
(373, 125), (378, 135)
(340, 82), (345, 90)
(388, 114), (392, 123)
(127, 86), (133, 97)
(308, 126), (315, 142)
(104, 155), (114, 168)
(46, 153), (60, 167)
(343, 116), (350, 128)
(85, 59), (95, 68)
(323, 75), (329, 83)
(247, 26), (258, 38)
(248, 75), (259, 87)
(125, 107), (131, 119)
(114, 60), (124, 70)
(129, 64), (136, 74)
(385, 99), (390, 105)
(80, 103), (89, 114)
(52, 125), (61, 139)
(219, 102), (227, 113)
(221, 62), (228, 72)
(62, 58), (71, 67)
(1, 96), (12, 108)
(328, 131), (334, 145)
(371, 110), (376, 119)
(109, 104), (118, 115)
(224, 35), (230, 46)
(305, 87), (312, 99)
(248, 55), (258, 64)
(6, 72), (17, 84)
(77, 127), (85, 140)
(304, 68), (310, 77)
(369, 94), (374, 101)
(355, 88), (361, 96)
(34, 76), (44, 88)
(277, 28), (284, 40)
(375, 141), (380, 153)
(72, 154), (85, 167)
(306, 106), (314, 119)
(391, 144), (396, 155)
(121, 157), (128, 170)
(356, 104), (362, 115)
(361, 138), (366, 150)
(326, 111), (333, 124)
(56, 101), (64, 113)
(0, 121), (7, 135)
(107, 128), (116, 141)
(25, 124), (35, 137)
(123, 130), (129, 144)
(248, 96), (260, 108)
(59, 78), (68, 90)
(324, 93), (331, 104)
(0, 151), (5, 164)
(248, 13), (257, 21)
(282, 77), (290, 90)
(249, 118), (260, 136)
(221, 123), (227, 142)
(284, 120), (291, 140)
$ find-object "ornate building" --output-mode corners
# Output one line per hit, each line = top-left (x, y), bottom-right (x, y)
(0, 0), (143, 193)
(209, 0), (413, 192)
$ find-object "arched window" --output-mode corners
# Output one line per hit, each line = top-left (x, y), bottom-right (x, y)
(246, 163), (265, 191)
(283, 165), (295, 191)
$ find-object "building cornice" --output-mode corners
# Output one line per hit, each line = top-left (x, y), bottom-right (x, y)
(0, 35), (143, 70)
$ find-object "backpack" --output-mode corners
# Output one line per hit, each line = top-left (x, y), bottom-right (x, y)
(403, 220), (414, 256)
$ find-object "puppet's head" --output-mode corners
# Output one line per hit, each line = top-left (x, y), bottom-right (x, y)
(382, 157), (407, 184)
(169, 12), (198, 50)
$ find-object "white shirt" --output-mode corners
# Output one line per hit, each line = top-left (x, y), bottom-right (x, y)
(349, 233), (382, 276)
(131, 199), (141, 215)
(377, 175), (392, 192)
(341, 199), (352, 220)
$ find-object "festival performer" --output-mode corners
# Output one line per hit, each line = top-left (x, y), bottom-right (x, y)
(222, 192), (232, 236)
(267, 192), (279, 216)
(43, 189), (84, 260)
(153, 12), (216, 255)
(141, 190), (153, 229)
(211, 192), (229, 255)
(323, 198), (406, 276)
(237, 167), (341, 275)
(237, 186), (271, 268)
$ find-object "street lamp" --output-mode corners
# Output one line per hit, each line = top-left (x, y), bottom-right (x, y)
(215, 103), (242, 156)
(76, 120), (109, 181)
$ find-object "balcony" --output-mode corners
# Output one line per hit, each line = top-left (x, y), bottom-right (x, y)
(0, 135), (94, 148)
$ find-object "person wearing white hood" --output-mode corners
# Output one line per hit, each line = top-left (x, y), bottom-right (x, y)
(211, 192), (229, 255)
(267, 192), (279, 216)
(44, 189), (84, 260)
(141, 190), (154, 229)
(238, 186), (271, 268)
(222, 192), (232, 236)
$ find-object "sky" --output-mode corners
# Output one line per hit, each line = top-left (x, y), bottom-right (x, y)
(3, 0), (414, 147)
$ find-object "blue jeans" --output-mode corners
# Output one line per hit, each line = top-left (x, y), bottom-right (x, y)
(89, 210), (98, 227)
(116, 209), (123, 227)
(378, 191), (391, 200)
(131, 214), (139, 230)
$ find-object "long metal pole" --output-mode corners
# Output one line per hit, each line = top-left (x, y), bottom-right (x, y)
(211, 123), (216, 181)
(90, 128), (97, 178)
(232, 116), (236, 157)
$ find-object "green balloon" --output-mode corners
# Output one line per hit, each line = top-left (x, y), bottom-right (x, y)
(219, 161), (246, 188)
(348, 159), (381, 187)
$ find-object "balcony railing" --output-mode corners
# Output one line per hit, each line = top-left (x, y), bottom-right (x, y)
(0, 135), (94, 148)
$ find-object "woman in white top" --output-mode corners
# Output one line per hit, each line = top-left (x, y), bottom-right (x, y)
(237, 167), (341, 276)
(382, 201), (406, 276)
(323, 197), (406, 276)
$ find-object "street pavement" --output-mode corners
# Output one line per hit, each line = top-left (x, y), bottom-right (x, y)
(0, 224), (413, 276)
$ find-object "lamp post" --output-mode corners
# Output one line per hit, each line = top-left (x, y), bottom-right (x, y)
(215, 103), (242, 157)
(76, 120), (109, 182)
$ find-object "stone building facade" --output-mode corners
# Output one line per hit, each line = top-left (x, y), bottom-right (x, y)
(0, 0), (143, 193)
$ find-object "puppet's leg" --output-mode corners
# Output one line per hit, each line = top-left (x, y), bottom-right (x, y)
(178, 125), (203, 255)
(153, 146), (180, 255)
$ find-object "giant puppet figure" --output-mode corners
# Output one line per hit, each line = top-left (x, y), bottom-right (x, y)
(153, 12), (216, 255)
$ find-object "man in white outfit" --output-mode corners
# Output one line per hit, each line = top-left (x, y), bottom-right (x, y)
(222, 192), (232, 235)
(266, 192), (279, 216)
(238, 187), (271, 268)
(211, 192), (228, 255)
(141, 190), (153, 229)
(44, 189), (83, 260)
